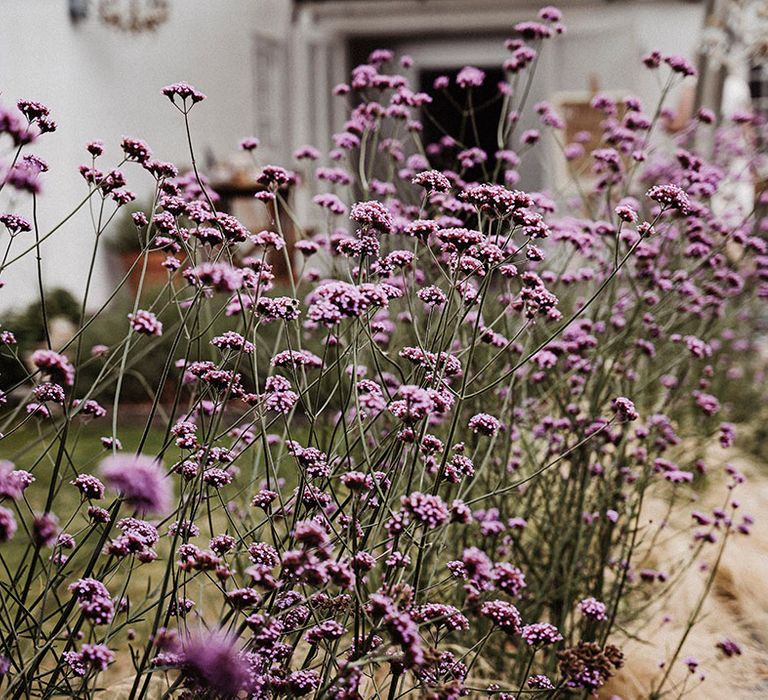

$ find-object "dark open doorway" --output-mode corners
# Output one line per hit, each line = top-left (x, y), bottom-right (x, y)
(419, 66), (506, 181)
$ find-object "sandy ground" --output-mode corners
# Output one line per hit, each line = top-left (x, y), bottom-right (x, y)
(603, 451), (768, 699)
(93, 451), (768, 699)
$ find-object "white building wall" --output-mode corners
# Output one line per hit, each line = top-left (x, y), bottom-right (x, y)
(0, 0), (705, 311)
(291, 0), (706, 219)
(0, 0), (291, 312)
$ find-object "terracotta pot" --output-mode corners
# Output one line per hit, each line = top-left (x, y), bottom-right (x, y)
(118, 250), (175, 292)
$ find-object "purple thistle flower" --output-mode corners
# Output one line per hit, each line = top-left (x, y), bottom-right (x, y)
(305, 620), (345, 644)
(70, 474), (105, 500)
(412, 169), (451, 193)
(33, 382), (65, 404)
(120, 136), (152, 163)
(647, 184), (690, 213)
(0, 213), (32, 234)
(528, 674), (555, 689)
(412, 603), (470, 631)
(211, 331), (254, 354)
(350, 200), (393, 233)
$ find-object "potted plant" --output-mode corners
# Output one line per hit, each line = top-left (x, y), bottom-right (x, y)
(105, 201), (174, 292)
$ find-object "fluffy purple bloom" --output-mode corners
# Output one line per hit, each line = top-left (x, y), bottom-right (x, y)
(693, 390), (720, 416)
(239, 136), (260, 151)
(161, 81), (206, 105)
(32, 512), (59, 547)
(64, 643), (114, 676)
(481, 600), (522, 635)
(456, 66), (485, 88)
(0, 461), (34, 500)
(0, 507), (17, 543)
(612, 396), (639, 421)
(521, 622), (563, 646)
(180, 632), (249, 696)
(400, 492), (450, 529)
(578, 596), (607, 620)
(31, 349), (75, 386)
(313, 192), (347, 215)
(100, 454), (171, 514)
(468, 413), (502, 436)
(128, 309), (163, 336)
(716, 638), (742, 657)
(664, 54), (696, 77)
(69, 578), (114, 625)
(294, 144), (320, 160)
(493, 562), (527, 597)
(647, 184), (690, 213)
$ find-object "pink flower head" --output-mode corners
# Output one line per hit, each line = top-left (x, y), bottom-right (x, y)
(456, 66), (485, 88)
(239, 136), (260, 151)
(577, 596), (607, 620)
(664, 54), (696, 77)
(0, 507), (17, 542)
(0, 461), (34, 501)
(100, 454), (171, 514)
(412, 169), (451, 193)
(31, 349), (75, 386)
(161, 81), (206, 106)
(468, 413), (502, 436)
(128, 310), (163, 336)
(647, 184), (690, 213)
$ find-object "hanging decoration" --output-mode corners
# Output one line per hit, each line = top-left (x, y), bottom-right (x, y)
(98, 0), (170, 33)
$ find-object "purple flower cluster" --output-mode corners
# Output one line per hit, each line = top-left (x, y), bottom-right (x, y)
(0, 6), (762, 697)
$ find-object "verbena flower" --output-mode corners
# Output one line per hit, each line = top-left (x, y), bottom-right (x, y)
(100, 455), (171, 514)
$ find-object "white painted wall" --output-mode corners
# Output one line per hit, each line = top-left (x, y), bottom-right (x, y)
(291, 0), (706, 218)
(0, 0), (290, 311)
(0, 0), (705, 311)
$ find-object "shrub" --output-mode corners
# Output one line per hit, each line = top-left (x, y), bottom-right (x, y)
(0, 10), (763, 698)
